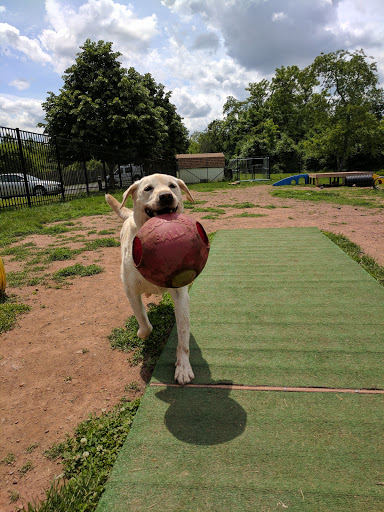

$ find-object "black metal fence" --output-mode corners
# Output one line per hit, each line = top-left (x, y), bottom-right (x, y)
(0, 126), (177, 210)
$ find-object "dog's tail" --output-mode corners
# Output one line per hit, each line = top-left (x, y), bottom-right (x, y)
(105, 194), (131, 220)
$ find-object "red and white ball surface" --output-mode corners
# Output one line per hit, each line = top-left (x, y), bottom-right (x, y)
(132, 213), (210, 288)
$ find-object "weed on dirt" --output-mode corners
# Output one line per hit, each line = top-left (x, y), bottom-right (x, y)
(24, 398), (140, 512)
(0, 294), (30, 333)
(109, 293), (176, 373)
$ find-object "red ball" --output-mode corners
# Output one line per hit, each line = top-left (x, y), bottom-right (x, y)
(132, 213), (210, 288)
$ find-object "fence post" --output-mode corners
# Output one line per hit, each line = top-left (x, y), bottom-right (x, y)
(102, 147), (108, 193)
(15, 128), (31, 207)
(54, 137), (65, 201)
(81, 147), (90, 195)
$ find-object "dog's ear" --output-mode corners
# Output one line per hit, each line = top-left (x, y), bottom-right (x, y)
(176, 178), (195, 203)
(121, 182), (139, 209)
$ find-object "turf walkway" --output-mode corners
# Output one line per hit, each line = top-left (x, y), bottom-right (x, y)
(97, 228), (384, 512)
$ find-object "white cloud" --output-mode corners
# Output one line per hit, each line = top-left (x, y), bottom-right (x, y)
(160, 0), (384, 74)
(0, 6), (6, 14)
(272, 12), (287, 22)
(2, 0), (384, 135)
(0, 22), (51, 63)
(143, 35), (261, 132)
(9, 79), (31, 90)
(0, 95), (45, 132)
(39, 0), (159, 73)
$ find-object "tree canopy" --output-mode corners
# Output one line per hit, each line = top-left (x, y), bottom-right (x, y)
(40, 40), (188, 162)
(189, 49), (384, 172)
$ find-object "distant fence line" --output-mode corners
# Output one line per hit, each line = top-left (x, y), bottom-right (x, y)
(0, 126), (177, 210)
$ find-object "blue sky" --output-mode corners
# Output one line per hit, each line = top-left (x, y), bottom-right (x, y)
(1, 0), (384, 134)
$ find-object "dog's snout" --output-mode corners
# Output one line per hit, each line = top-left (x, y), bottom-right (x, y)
(159, 193), (174, 205)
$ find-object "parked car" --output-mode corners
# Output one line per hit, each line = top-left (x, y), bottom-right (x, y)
(107, 164), (144, 185)
(0, 173), (64, 198)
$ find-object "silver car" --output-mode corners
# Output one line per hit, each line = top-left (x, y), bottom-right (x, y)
(0, 173), (64, 198)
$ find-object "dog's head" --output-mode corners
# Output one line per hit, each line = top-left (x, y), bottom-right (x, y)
(120, 173), (194, 227)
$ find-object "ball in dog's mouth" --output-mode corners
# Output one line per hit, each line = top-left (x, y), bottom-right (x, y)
(145, 206), (178, 218)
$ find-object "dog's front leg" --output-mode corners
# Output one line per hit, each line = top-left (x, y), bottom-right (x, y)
(169, 287), (194, 385)
(126, 291), (153, 340)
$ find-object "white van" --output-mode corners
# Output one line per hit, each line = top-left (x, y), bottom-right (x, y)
(112, 164), (143, 185)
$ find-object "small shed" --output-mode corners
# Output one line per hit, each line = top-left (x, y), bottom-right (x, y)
(176, 153), (225, 184)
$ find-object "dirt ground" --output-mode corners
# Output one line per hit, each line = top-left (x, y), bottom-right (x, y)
(1, 185), (383, 511)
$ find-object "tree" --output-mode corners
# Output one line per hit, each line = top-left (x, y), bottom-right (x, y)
(306, 49), (384, 171)
(39, 40), (188, 169)
(203, 49), (384, 173)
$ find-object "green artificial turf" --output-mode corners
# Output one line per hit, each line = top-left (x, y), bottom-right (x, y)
(153, 228), (384, 389)
(97, 228), (384, 512)
(97, 387), (383, 512)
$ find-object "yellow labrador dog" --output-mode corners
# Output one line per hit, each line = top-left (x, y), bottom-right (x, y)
(106, 174), (195, 385)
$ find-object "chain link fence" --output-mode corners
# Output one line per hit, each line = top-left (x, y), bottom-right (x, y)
(227, 157), (270, 181)
(0, 126), (177, 210)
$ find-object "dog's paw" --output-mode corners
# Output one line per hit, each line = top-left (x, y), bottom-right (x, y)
(137, 325), (152, 339)
(174, 361), (194, 385)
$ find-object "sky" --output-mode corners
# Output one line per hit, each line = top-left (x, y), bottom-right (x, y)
(1, 0), (384, 135)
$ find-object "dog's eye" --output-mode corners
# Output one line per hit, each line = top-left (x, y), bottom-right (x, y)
(169, 183), (176, 189)
(144, 186), (153, 192)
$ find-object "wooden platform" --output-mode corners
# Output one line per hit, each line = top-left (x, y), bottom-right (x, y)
(308, 171), (373, 186)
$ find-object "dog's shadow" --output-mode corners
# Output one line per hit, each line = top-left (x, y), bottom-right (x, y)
(155, 335), (247, 445)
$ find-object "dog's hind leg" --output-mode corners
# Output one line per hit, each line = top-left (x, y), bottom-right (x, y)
(169, 287), (194, 385)
(126, 291), (153, 340)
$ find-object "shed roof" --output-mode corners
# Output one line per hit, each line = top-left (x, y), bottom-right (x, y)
(176, 152), (224, 159)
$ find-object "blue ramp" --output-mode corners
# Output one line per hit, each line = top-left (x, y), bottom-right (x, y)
(273, 174), (309, 186)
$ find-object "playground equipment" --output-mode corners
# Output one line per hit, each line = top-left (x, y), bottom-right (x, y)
(373, 174), (384, 190)
(0, 256), (5, 293)
(273, 174), (309, 186)
(345, 174), (374, 187)
(132, 213), (210, 288)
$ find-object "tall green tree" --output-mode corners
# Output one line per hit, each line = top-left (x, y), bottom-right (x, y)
(202, 49), (384, 173)
(40, 40), (188, 164)
(305, 49), (384, 171)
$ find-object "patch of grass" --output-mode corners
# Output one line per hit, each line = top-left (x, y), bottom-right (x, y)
(26, 443), (39, 454)
(0, 193), (124, 248)
(0, 243), (37, 261)
(83, 237), (120, 250)
(1, 452), (16, 465)
(217, 202), (257, 209)
(187, 180), (269, 193)
(45, 247), (80, 262)
(26, 398), (140, 512)
(233, 212), (268, 218)
(97, 229), (115, 235)
(40, 224), (71, 235)
(271, 188), (383, 208)
(125, 381), (140, 392)
(8, 490), (20, 503)
(19, 461), (34, 476)
(44, 442), (67, 462)
(5, 270), (45, 287)
(323, 232), (384, 286)
(0, 295), (30, 333)
(183, 200), (207, 209)
(52, 264), (103, 282)
(109, 294), (175, 373)
(190, 207), (226, 215)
